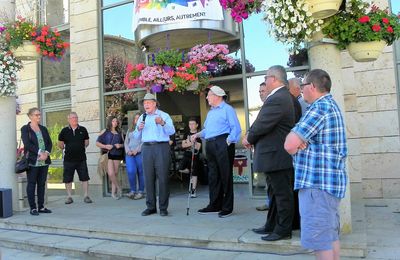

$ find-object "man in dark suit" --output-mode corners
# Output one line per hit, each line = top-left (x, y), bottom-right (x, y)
(242, 65), (295, 241)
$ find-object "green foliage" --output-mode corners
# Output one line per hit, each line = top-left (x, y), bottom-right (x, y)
(323, 0), (400, 50)
(151, 49), (184, 67)
(47, 167), (63, 183)
(5, 17), (36, 49)
(47, 123), (64, 161)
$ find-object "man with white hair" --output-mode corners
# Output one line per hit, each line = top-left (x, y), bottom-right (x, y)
(138, 93), (175, 217)
(192, 85), (241, 218)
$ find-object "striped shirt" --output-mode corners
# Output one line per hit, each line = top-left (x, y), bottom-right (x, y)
(291, 94), (348, 198)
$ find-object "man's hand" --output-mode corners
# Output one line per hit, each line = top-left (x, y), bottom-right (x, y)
(242, 135), (252, 149)
(155, 116), (164, 125)
(138, 121), (145, 131)
(190, 134), (198, 142)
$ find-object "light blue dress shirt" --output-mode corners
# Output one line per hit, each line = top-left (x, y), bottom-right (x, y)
(199, 101), (241, 143)
(137, 109), (175, 142)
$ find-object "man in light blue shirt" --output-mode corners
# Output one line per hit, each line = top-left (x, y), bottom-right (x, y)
(137, 93), (175, 217)
(192, 86), (241, 218)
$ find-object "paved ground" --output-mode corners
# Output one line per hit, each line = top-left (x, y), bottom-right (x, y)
(0, 184), (399, 259)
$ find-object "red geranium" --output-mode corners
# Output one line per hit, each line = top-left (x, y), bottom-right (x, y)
(124, 63), (146, 89)
(359, 16), (370, 23)
(382, 17), (389, 24)
(372, 24), (381, 32)
(33, 26), (69, 61)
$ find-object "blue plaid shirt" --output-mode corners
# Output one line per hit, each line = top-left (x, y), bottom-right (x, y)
(291, 94), (348, 198)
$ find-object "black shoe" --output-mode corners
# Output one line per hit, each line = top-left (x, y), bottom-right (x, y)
(141, 208), (157, 216)
(38, 208), (52, 213)
(198, 207), (220, 215)
(261, 233), (292, 241)
(252, 226), (272, 235)
(30, 209), (39, 216)
(160, 210), (168, 217)
(218, 210), (232, 218)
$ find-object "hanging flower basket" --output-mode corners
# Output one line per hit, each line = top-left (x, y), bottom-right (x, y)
(306, 0), (343, 19)
(347, 40), (386, 62)
(11, 40), (40, 60)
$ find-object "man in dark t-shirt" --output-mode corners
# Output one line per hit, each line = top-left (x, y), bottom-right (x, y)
(58, 112), (92, 204)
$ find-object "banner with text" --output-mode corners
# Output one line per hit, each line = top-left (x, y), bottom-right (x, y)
(132, 0), (224, 32)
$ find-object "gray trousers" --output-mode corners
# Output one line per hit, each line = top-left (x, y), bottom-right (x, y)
(142, 142), (171, 211)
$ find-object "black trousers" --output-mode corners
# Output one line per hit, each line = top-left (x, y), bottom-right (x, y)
(142, 143), (171, 211)
(205, 135), (234, 212)
(264, 168), (294, 236)
(26, 165), (49, 210)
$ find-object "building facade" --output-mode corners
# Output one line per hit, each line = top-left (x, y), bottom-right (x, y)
(10, 0), (400, 200)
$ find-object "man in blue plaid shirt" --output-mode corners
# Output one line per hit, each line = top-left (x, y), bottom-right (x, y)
(284, 69), (347, 260)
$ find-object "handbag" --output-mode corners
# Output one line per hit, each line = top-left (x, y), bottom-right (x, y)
(15, 138), (29, 174)
(97, 152), (108, 177)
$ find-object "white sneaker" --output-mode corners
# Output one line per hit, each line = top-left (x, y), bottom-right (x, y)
(190, 190), (197, 198)
(133, 193), (144, 200)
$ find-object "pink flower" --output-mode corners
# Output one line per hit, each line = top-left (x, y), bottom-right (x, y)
(372, 24), (381, 32)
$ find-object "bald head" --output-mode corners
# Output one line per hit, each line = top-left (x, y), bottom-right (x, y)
(288, 78), (301, 98)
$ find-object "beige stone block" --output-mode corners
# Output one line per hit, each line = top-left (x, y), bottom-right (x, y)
(70, 0), (98, 15)
(347, 155), (361, 182)
(361, 153), (400, 179)
(355, 69), (396, 96)
(19, 92), (38, 104)
(75, 88), (100, 103)
(382, 179), (400, 198)
(72, 27), (98, 44)
(340, 51), (353, 69)
(78, 120), (101, 134)
(362, 179), (383, 198)
(18, 62), (38, 80)
(345, 112), (359, 138)
(353, 50), (394, 72)
(358, 111), (399, 137)
(16, 78), (37, 95)
(344, 94), (357, 112)
(70, 12), (97, 32)
(71, 40), (99, 63)
(74, 101), (100, 121)
(357, 96), (377, 112)
(377, 94), (398, 111)
(347, 138), (359, 156)
(75, 59), (100, 79)
(74, 76), (100, 91)
(360, 137), (400, 153)
(341, 68), (357, 95)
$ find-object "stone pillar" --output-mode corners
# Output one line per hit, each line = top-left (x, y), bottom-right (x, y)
(308, 32), (352, 234)
(0, 97), (18, 212)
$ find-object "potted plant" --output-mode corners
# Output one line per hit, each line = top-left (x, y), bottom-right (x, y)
(169, 62), (208, 92)
(124, 63), (146, 89)
(264, 0), (324, 54)
(187, 44), (235, 72)
(138, 65), (174, 93)
(219, 0), (263, 23)
(150, 49), (184, 69)
(2, 16), (69, 61)
(322, 0), (400, 62)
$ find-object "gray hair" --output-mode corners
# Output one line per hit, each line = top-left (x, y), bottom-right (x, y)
(288, 78), (301, 89)
(27, 107), (40, 116)
(268, 65), (288, 86)
(68, 112), (78, 118)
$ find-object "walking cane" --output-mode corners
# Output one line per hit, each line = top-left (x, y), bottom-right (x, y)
(186, 141), (196, 216)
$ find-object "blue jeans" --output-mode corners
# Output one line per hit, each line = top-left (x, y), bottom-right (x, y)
(125, 153), (144, 193)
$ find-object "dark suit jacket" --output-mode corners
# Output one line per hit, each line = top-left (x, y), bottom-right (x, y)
(247, 87), (295, 172)
(21, 122), (52, 165)
(291, 95), (302, 123)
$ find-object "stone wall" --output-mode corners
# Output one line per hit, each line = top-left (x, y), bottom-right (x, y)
(342, 0), (400, 198)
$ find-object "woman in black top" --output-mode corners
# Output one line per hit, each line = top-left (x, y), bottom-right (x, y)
(96, 116), (124, 199)
(21, 107), (53, 216)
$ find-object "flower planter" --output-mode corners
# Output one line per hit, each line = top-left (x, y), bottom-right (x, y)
(206, 61), (219, 72)
(11, 41), (40, 60)
(186, 81), (199, 91)
(151, 84), (164, 93)
(306, 0), (343, 19)
(348, 41), (386, 62)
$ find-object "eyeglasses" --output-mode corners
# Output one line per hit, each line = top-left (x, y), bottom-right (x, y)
(33, 113), (41, 117)
(264, 75), (274, 80)
(300, 82), (312, 89)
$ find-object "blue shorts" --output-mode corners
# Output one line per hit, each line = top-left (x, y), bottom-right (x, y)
(299, 188), (340, 251)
